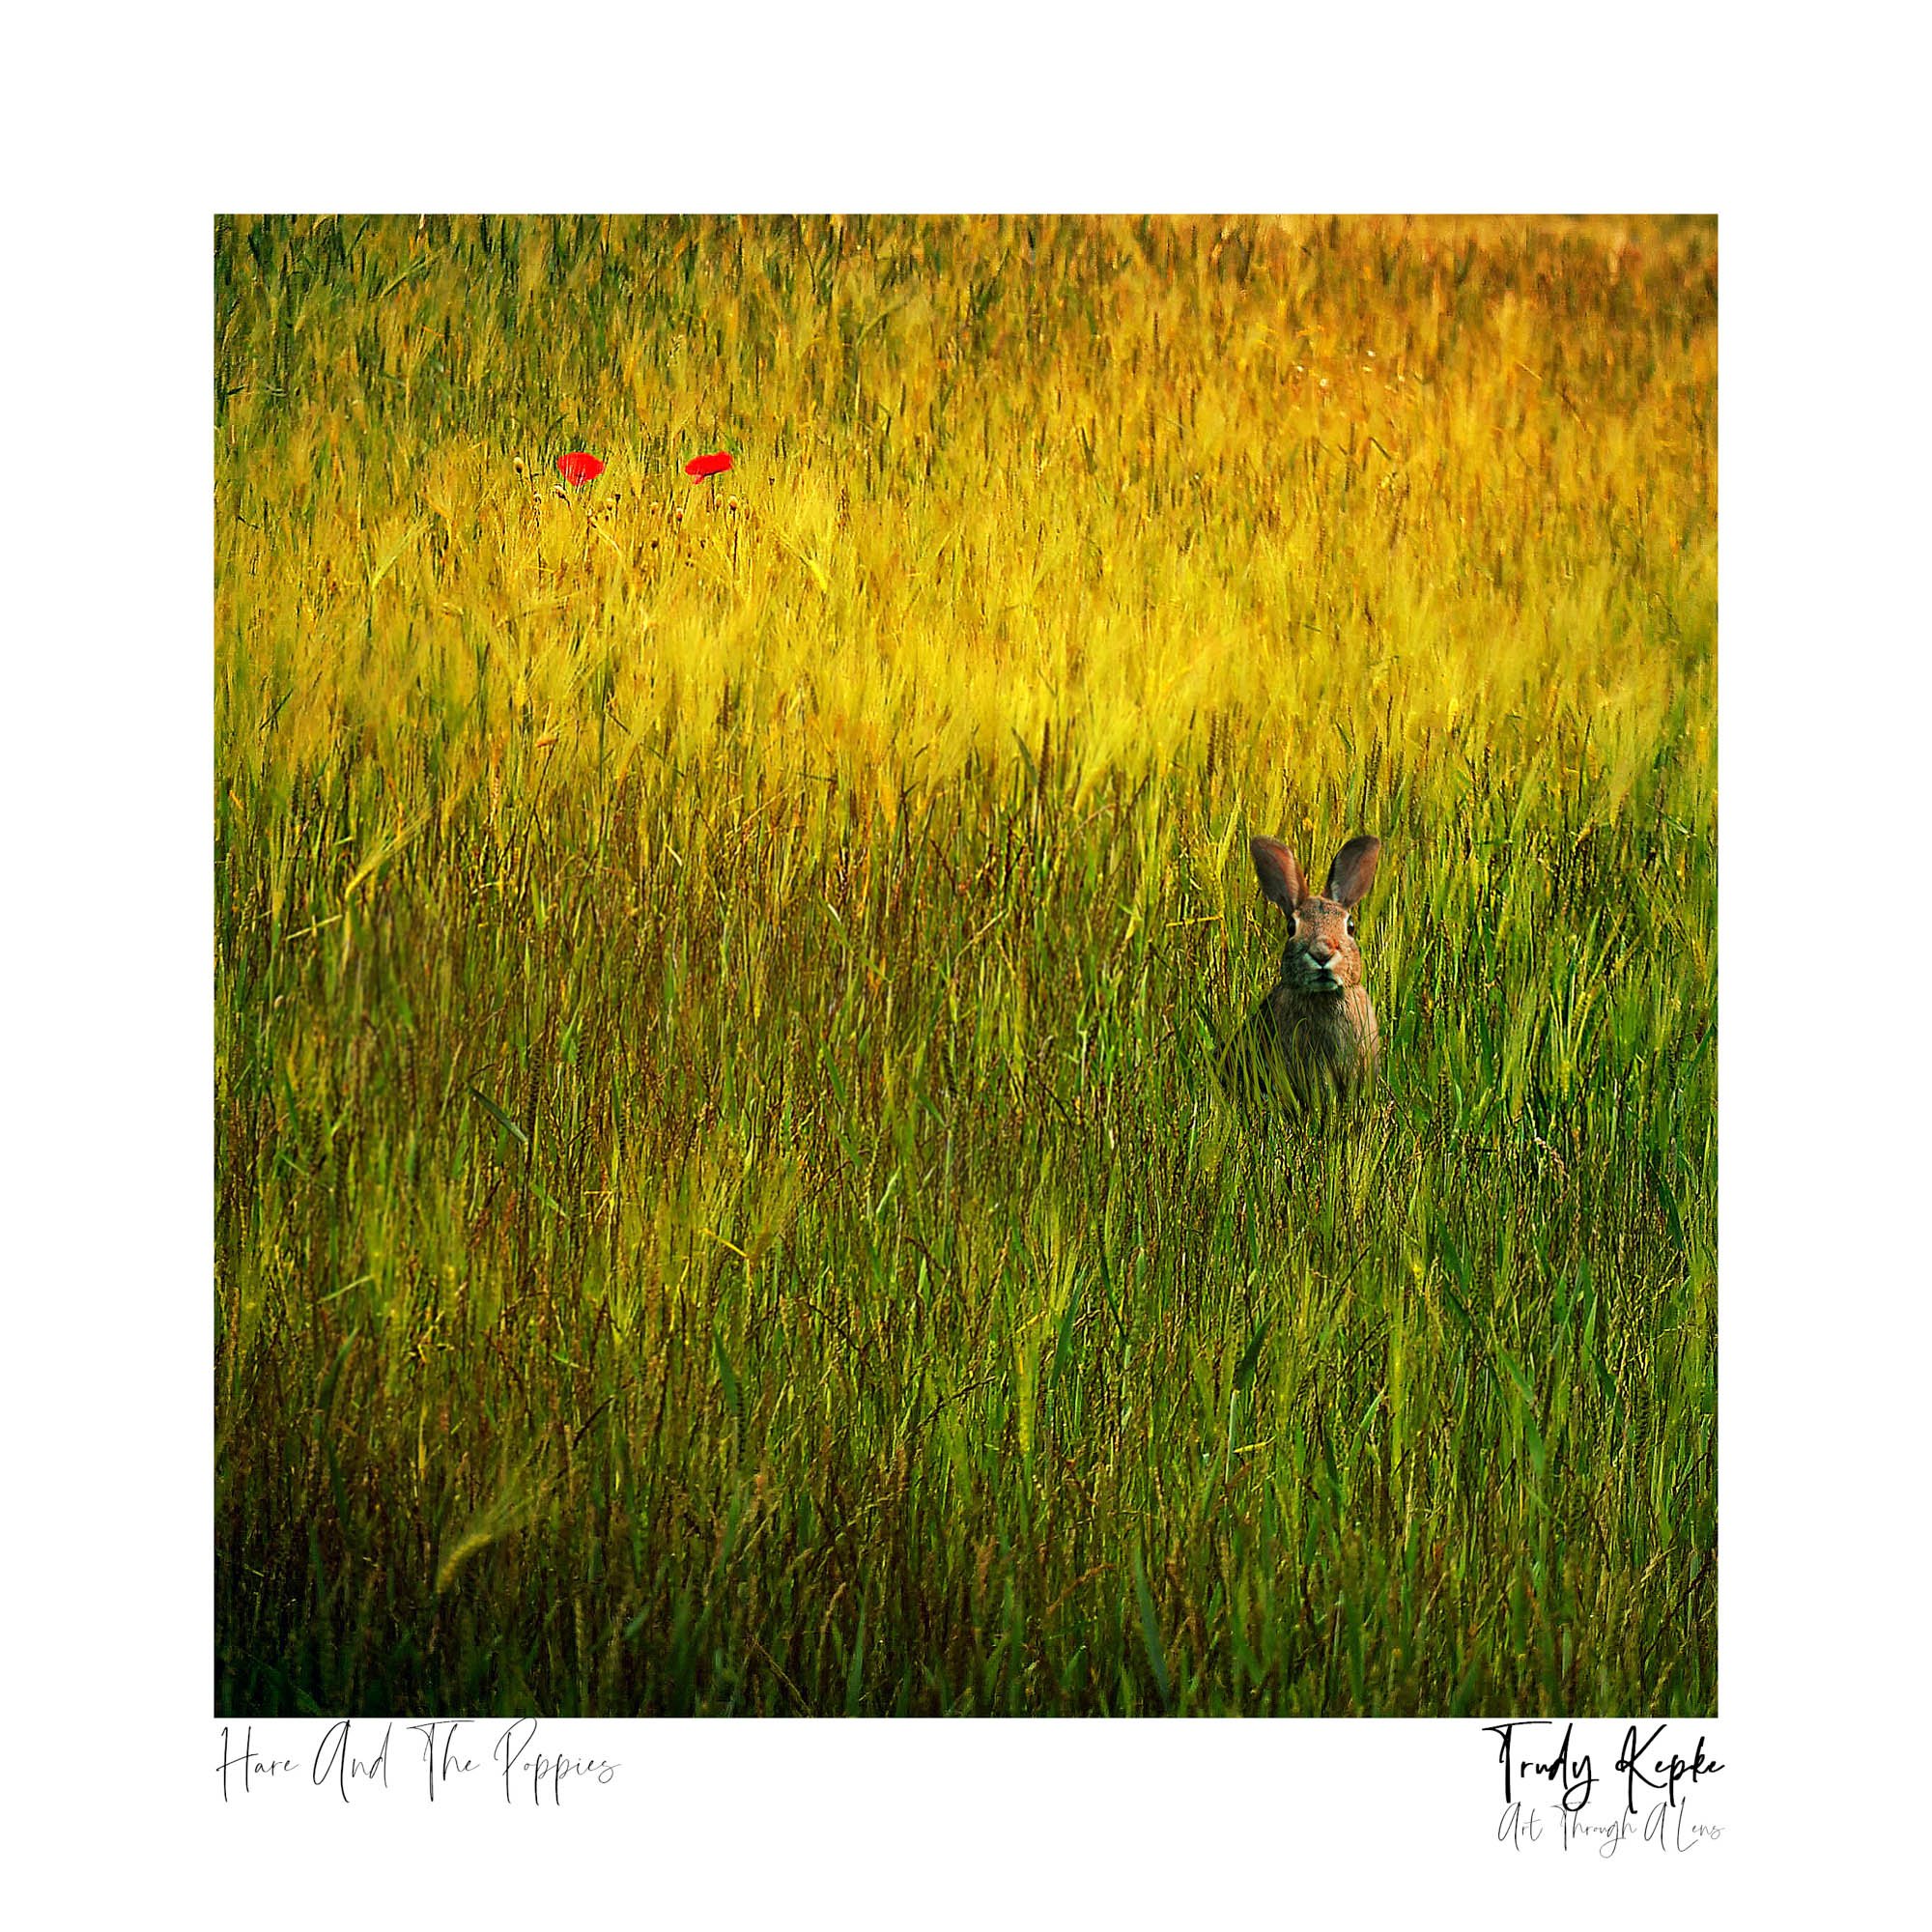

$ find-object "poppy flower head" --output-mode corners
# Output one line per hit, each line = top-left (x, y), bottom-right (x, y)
(556, 452), (606, 487)
(684, 451), (733, 480)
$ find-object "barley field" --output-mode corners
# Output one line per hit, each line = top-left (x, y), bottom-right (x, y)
(214, 213), (1716, 1717)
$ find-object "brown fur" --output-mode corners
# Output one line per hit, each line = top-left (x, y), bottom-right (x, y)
(1219, 833), (1382, 1112)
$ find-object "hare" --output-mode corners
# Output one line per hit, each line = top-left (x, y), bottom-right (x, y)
(1219, 832), (1383, 1112)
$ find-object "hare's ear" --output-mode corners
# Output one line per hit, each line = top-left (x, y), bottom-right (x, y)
(1250, 836), (1307, 917)
(1325, 835), (1381, 906)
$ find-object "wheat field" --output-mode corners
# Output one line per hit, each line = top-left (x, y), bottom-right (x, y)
(214, 213), (1716, 1716)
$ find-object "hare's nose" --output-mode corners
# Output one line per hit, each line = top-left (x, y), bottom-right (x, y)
(1308, 941), (1337, 965)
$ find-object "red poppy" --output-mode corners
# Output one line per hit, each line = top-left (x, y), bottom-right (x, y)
(556, 452), (606, 486)
(684, 451), (733, 479)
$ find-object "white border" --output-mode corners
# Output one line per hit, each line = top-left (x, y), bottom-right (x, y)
(8, 1), (1927, 1918)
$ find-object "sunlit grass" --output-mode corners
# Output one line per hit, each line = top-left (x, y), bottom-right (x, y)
(215, 213), (1715, 1715)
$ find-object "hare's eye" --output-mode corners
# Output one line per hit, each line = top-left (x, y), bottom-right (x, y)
(1346, 917), (1356, 935)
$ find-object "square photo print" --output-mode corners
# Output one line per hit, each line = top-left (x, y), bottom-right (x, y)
(213, 213), (1717, 1718)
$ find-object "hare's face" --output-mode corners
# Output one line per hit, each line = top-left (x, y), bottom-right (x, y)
(1279, 895), (1365, 995)
(1248, 832), (1382, 1000)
